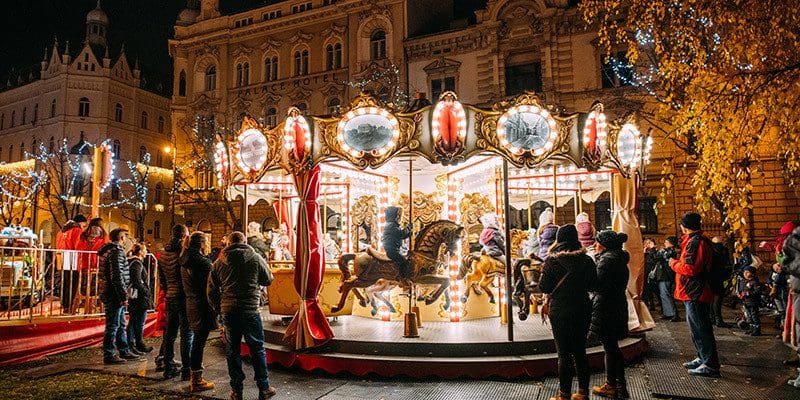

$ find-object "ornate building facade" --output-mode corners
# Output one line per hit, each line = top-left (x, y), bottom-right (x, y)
(0, 2), (173, 246)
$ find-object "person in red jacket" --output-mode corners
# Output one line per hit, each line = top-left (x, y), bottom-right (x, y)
(56, 214), (87, 311)
(669, 212), (721, 377)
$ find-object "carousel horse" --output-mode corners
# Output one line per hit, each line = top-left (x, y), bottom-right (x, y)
(459, 253), (506, 304)
(512, 254), (544, 320)
(333, 220), (463, 316)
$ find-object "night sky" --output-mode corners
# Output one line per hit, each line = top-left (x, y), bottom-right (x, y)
(0, 0), (487, 95)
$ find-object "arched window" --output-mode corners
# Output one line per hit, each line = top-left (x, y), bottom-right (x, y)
(178, 70), (187, 96)
(0, 147), (2, 161)
(8, 145), (13, 162)
(114, 103), (123, 122)
(293, 51), (302, 76)
(205, 65), (217, 91)
(110, 178), (120, 200)
(326, 44), (335, 71)
(140, 111), (148, 129)
(294, 50), (309, 76)
(301, 50), (309, 75)
(236, 62), (250, 86)
(22, 107), (27, 125)
(154, 220), (161, 239)
(49, 136), (55, 153)
(265, 107), (277, 127)
(50, 99), (56, 118)
(31, 139), (37, 156)
(370, 30), (387, 60)
(19, 142), (25, 159)
(264, 56), (278, 81)
(334, 43), (342, 69)
(156, 151), (163, 167)
(327, 98), (341, 115)
(11, 110), (16, 127)
(112, 139), (121, 159)
(1, 113), (4, 130)
(139, 145), (148, 163)
(158, 116), (165, 133)
(154, 183), (163, 204)
(33, 103), (38, 125)
(78, 97), (90, 117)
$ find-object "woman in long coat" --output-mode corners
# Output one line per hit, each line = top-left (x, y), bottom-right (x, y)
(126, 243), (153, 354)
(590, 230), (631, 399)
(180, 232), (217, 392)
(540, 224), (597, 400)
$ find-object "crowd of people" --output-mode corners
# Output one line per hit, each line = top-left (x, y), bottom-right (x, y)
(63, 217), (280, 400)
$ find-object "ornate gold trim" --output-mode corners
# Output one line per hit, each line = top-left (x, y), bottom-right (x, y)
(351, 195), (378, 249)
(229, 116), (283, 182)
(604, 113), (639, 178)
(396, 191), (444, 229)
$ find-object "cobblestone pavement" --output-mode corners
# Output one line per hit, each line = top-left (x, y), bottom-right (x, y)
(14, 307), (800, 400)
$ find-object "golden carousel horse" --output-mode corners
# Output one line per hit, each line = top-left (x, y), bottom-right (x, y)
(332, 220), (463, 315)
(459, 253), (507, 304)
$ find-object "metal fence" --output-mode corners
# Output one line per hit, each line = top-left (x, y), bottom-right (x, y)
(0, 244), (159, 321)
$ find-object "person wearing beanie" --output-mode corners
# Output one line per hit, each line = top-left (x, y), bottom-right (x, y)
(653, 237), (680, 321)
(736, 265), (762, 336)
(537, 208), (558, 260)
(478, 213), (505, 264)
(590, 230), (630, 399)
(670, 212), (720, 377)
(575, 212), (596, 249)
(539, 224), (597, 400)
(159, 224), (193, 380)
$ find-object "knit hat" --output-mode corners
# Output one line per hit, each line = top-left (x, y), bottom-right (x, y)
(576, 212), (590, 224)
(555, 224), (580, 247)
(743, 265), (756, 275)
(74, 214), (87, 223)
(680, 212), (702, 231)
(539, 208), (554, 227)
(596, 230), (629, 250)
(666, 236), (679, 247)
(480, 213), (499, 230)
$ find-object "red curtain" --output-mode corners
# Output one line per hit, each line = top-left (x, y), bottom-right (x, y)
(284, 165), (334, 349)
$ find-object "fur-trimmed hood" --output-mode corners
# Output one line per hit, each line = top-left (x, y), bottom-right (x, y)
(549, 246), (587, 258)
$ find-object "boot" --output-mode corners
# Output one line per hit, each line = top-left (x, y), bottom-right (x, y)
(189, 370), (215, 392)
(591, 382), (616, 398)
(230, 390), (243, 400)
(571, 389), (589, 400)
(180, 367), (191, 381)
(163, 366), (180, 380)
(258, 386), (278, 400)
(548, 391), (570, 400)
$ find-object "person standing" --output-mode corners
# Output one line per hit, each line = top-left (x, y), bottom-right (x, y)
(159, 224), (193, 380)
(709, 237), (733, 327)
(126, 243), (153, 355)
(208, 232), (276, 400)
(590, 230), (630, 399)
(180, 232), (216, 392)
(643, 238), (658, 310)
(540, 225), (597, 400)
(56, 214), (87, 311)
(782, 225), (800, 386)
(654, 237), (680, 321)
(736, 266), (763, 336)
(98, 228), (138, 364)
(670, 212), (721, 377)
(247, 222), (271, 260)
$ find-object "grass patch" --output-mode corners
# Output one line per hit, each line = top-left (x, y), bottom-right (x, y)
(0, 369), (190, 399)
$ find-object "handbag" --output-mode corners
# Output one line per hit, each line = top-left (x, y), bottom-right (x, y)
(541, 270), (571, 323)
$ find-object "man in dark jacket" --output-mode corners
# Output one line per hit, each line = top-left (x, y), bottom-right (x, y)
(381, 206), (413, 279)
(247, 221), (271, 260)
(654, 237), (679, 321)
(781, 225), (800, 382)
(670, 213), (720, 377)
(159, 224), (193, 380)
(208, 231), (275, 400)
(98, 228), (138, 364)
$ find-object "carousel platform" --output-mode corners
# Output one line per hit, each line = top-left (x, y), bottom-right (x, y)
(262, 311), (648, 379)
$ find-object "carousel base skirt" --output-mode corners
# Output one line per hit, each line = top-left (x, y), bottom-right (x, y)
(262, 312), (648, 379)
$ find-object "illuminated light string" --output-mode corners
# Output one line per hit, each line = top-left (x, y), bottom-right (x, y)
(431, 98), (467, 142)
(582, 110), (608, 153)
(0, 162), (47, 202)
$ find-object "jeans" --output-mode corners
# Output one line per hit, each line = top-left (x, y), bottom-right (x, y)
(61, 270), (80, 310)
(126, 307), (148, 349)
(103, 302), (130, 360)
(744, 304), (760, 331)
(163, 297), (193, 371)
(602, 338), (626, 388)
(685, 301), (720, 370)
(657, 281), (676, 318)
(190, 329), (212, 371)
(222, 312), (270, 391)
(551, 313), (590, 394)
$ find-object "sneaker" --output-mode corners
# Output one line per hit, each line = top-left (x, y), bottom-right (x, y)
(119, 352), (142, 360)
(128, 348), (142, 356)
(136, 345), (154, 353)
(682, 358), (702, 369)
(688, 364), (720, 377)
(258, 386), (277, 400)
(103, 356), (126, 365)
(591, 382), (616, 398)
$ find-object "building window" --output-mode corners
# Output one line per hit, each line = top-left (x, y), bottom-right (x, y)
(50, 99), (56, 117)
(31, 139), (37, 156)
(154, 220), (161, 239)
(431, 76), (456, 101)
(262, 10), (282, 21)
(205, 66), (217, 91)
(156, 151), (163, 167)
(154, 183), (163, 204)
(158, 116), (165, 133)
(601, 51), (633, 88)
(19, 143), (25, 160)
(22, 107), (26, 125)
(296, 102), (308, 114)
(112, 139), (121, 159)
(264, 56), (278, 81)
(594, 198), (612, 231)
(139, 145), (148, 163)
(265, 107), (277, 127)
(505, 62), (542, 96)
(0, 147), (2, 160)
(326, 98), (340, 115)
(236, 62), (250, 86)
(7, 145), (12, 162)
(11, 110), (16, 127)
(110, 178), (120, 200)
(326, 43), (342, 70)
(73, 174), (84, 197)
(323, 0), (338, 5)
(114, 103), (123, 122)
(49, 136), (55, 153)
(178, 70), (186, 96)
(292, 2), (312, 13)
(78, 97), (90, 117)
(370, 30), (387, 60)
(638, 197), (659, 234)
(32, 103), (38, 125)
(140, 111), (148, 129)
(294, 50), (309, 76)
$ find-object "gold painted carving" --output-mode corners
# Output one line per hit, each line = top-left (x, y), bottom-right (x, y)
(229, 116), (283, 182)
(458, 192), (495, 253)
(397, 192), (444, 228)
(351, 195), (378, 249)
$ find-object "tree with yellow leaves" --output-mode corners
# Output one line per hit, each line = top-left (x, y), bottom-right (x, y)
(581, 0), (800, 250)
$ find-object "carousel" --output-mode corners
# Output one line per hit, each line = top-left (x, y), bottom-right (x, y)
(214, 92), (654, 378)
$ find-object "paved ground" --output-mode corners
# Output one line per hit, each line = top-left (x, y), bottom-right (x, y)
(9, 307), (800, 400)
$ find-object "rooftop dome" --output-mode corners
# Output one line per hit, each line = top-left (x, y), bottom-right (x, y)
(86, 0), (109, 25)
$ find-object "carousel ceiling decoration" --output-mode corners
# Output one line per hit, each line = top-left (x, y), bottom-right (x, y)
(213, 139), (230, 188)
(431, 91), (467, 164)
(582, 102), (608, 168)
